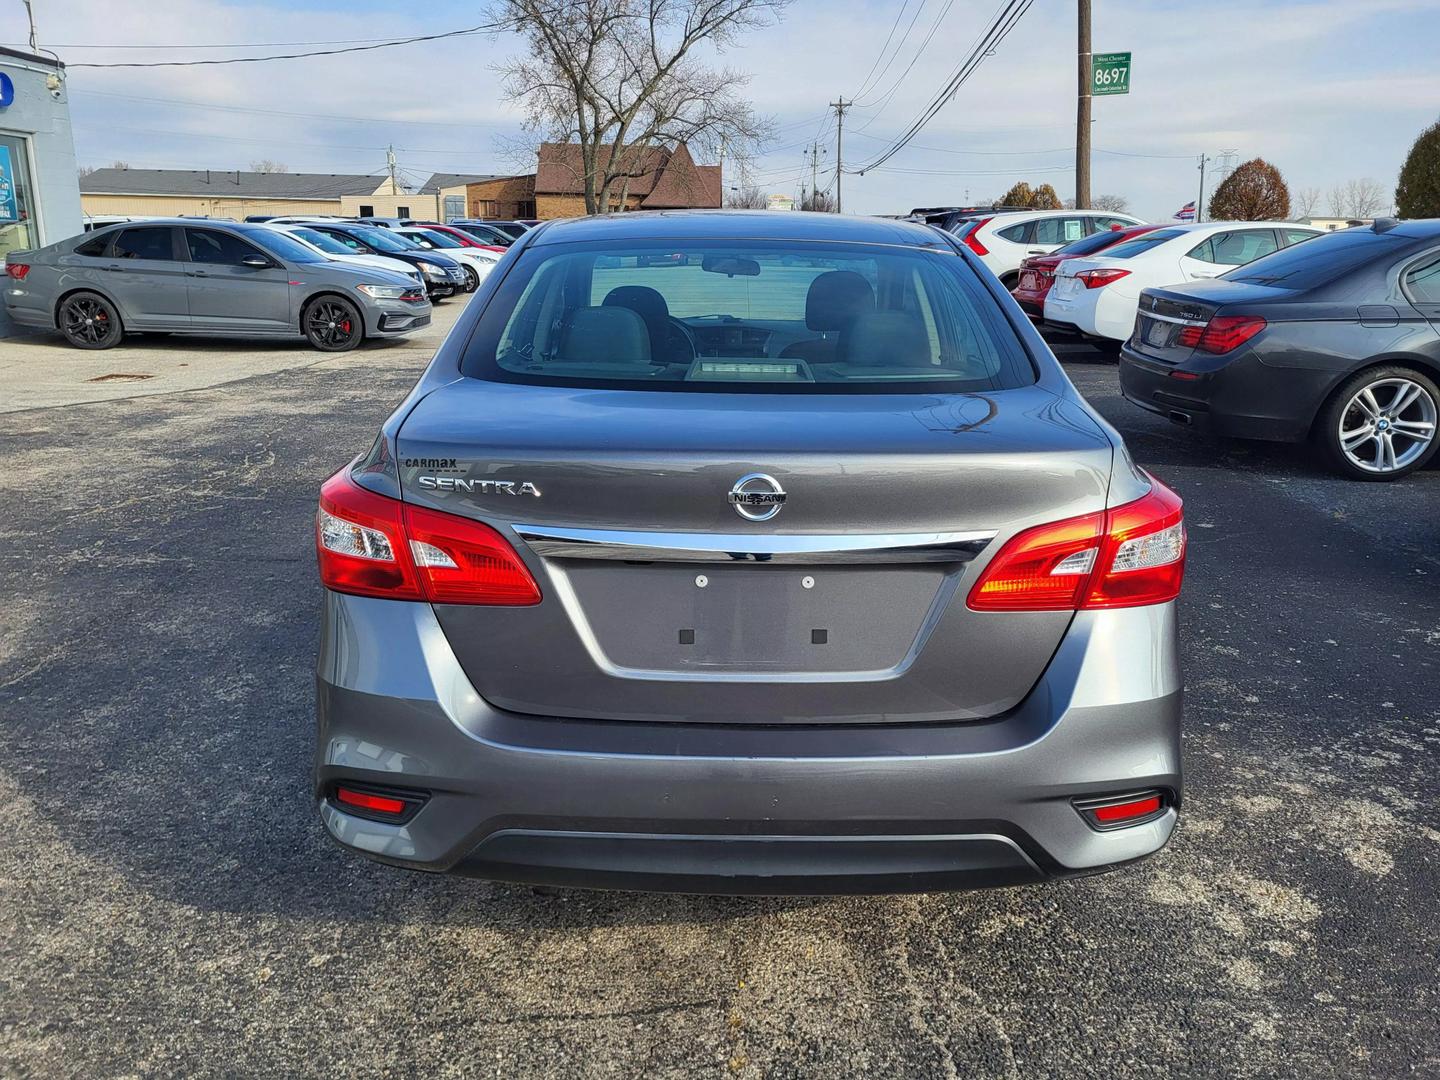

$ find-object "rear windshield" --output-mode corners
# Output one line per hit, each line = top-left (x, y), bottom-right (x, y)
(460, 239), (1035, 393)
(1225, 228), (1404, 289)
(1051, 228), (1146, 258)
(1100, 229), (1185, 259)
(350, 227), (418, 253)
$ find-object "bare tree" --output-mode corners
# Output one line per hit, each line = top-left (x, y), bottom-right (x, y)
(250, 159), (290, 174)
(1090, 193), (1129, 213)
(800, 189), (836, 213)
(492, 0), (787, 215)
(1294, 186), (1322, 218)
(724, 182), (768, 209)
(1327, 178), (1387, 219)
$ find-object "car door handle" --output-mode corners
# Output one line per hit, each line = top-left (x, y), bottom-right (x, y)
(185, 270), (208, 278)
(104, 264), (124, 272)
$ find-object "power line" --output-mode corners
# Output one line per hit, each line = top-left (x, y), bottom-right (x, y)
(63, 21), (506, 68)
(71, 89), (502, 130)
(850, 0), (959, 127)
(854, 0), (1036, 173)
(4, 33), (456, 50)
(850, 0), (927, 104)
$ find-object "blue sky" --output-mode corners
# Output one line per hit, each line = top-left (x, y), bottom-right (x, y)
(4, 0), (1437, 219)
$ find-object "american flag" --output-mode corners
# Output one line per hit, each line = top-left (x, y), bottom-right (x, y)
(1173, 201), (1197, 221)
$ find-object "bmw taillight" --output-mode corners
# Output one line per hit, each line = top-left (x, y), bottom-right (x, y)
(967, 476), (1185, 611)
(1177, 314), (1266, 354)
(1075, 267), (1131, 289)
(316, 469), (541, 605)
(962, 218), (993, 256)
(5, 263), (30, 281)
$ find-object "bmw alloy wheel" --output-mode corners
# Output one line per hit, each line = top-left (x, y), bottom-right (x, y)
(1336, 376), (1437, 476)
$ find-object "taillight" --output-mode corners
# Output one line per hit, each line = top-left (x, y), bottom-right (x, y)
(5, 263), (29, 281)
(316, 469), (541, 605)
(968, 476), (1185, 612)
(962, 217), (992, 256)
(1177, 314), (1266, 354)
(1075, 267), (1131, 289)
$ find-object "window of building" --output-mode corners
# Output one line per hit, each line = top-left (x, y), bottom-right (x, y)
(476, 199), (498, 218)
(518, 201), (536, 218)
(0, 134), (38, 258)
(358, 204), (375, 217)
(397, 205), (410, 217)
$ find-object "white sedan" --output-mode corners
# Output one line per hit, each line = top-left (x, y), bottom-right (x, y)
(1044, 221), (1323, 343)
(954, 209), (1144, 286)
(264, 224), (423, 285)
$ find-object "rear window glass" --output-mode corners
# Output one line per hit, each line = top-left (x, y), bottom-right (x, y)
(460, 240), (1034, 394)
(1101, 229), (1185, 259)
(1050, 228), (1143, 258)
(1227, 228), (1405, 290)
(996, 222), (1028, 242)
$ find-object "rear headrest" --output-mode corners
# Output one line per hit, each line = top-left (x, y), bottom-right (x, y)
(559, 306), (651, 364)
(841, 311), (932, 367)
(602, 285), (670, 323)
(805, 270), (875, 331)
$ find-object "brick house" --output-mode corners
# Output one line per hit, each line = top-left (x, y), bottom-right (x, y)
(465, 142), (721, 220)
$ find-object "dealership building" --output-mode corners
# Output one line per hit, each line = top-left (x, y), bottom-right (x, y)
(0, 46), (83, 337)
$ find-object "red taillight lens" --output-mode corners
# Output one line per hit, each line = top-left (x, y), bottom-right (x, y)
(336, 787), (407, 815)
(317, 472), (422, 600)
(967, 476), (1186, 612)
(5, 263), (30, 280)
(962, 217), (992, 256)
(1075, 267), (1131, 289)
(316, 469), (541, 605)
(403, 504), (542, 605)
(1180, 314), (1266, 354)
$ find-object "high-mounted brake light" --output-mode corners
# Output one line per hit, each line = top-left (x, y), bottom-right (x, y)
(5, 263), (30, 281)
(1075, 267), (1131, 289)
(967, 475), (1185, 612)
(1177, 314), (1266, 354)
(962, 217), (993, 256)
(316, 469), (541, 605)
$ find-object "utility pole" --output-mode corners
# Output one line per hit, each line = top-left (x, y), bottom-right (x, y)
(386, 145), (398, 194)
(1196, 154), (1210, 224)
(1075, 0), (1092, 209)
(829, 97), (850, 213)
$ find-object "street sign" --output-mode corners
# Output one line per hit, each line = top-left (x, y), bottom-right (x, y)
(1091, 51), (1131, 96)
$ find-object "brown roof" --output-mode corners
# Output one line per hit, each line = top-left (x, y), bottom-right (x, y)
(535, 142), (720, 208)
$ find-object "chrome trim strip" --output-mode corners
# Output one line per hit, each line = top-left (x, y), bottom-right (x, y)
(514, 525), (997, 565)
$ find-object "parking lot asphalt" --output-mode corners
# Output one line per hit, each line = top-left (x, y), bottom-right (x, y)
(2, 305), (1438, 1079)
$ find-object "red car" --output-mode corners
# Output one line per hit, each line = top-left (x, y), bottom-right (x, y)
(1011, 223), (1160, 319)
(408, 222), (509, 254)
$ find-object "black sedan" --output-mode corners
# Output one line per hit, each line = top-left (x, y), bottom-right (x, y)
(298, 222), (469, 301)
(1119, 219), (1440, 480)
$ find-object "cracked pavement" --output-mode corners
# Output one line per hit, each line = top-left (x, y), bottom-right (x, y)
(1, 303), (1437, 1078)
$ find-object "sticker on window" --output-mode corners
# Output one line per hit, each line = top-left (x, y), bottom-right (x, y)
(1065, 220), (1084, 242)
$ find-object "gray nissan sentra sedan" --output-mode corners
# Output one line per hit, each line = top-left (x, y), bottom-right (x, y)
(314, 210), (1186, 895)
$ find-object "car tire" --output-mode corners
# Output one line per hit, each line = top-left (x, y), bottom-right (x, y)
(1317, 365), (1440, 480)
(58, 291), (123, 350)
(302, 295), (364, 353)
(462, 266), (480, 293)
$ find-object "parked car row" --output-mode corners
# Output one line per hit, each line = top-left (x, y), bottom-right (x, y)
(4, 219), (435, 353)
(942, 207), (1437, 480)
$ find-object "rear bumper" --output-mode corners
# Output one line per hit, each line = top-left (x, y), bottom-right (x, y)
(315, 592), (1182, 894)
(1119, 345), (1319, 442)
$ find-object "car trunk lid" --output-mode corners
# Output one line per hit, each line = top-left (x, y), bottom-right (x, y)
(396, 379), (1116, 724)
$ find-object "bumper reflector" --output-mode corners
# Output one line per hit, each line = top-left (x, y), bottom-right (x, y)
(1075, 791), (1166, 830)
(332, 783), (428, 822)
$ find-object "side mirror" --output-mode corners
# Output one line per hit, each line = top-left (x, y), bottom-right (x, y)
(240, 254), (271, 268)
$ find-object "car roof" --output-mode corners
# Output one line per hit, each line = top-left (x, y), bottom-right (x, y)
(525, 209), (952, 248)
(980, 209), (1140, 225)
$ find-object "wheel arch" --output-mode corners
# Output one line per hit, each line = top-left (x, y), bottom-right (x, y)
(1307, 353), (1440, 438)
(299, 289), (368, 339)
(52, 285), (126, 331)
